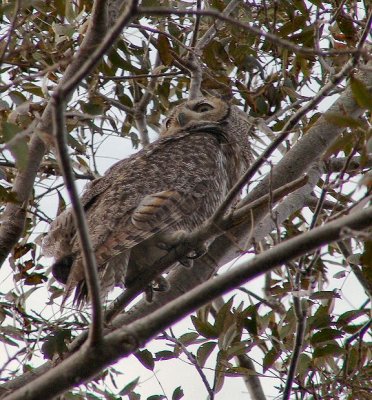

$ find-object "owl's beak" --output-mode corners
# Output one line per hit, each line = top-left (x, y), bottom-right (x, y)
(177, 112), (188, 127)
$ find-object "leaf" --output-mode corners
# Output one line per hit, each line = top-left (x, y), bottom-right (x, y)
(197, 341), (217, 367)
(24, 273), (48, 286)
(263, 347), (280, 372)
(1, 121), (29, 170)
(41, 330), (71, 360)
(0, 186), (19, 203)
(0, 334), (19, 347)
(178, 332), (199, 346)
(297, 353), (312, 380)
(80, 99), (105, 116)
(157, 35), (173, 66)
(336, 309), (368, 327)
(324, 113), (362, 128)
(310, 328), (344, 345)
(172, 386), (184, 400)
(147, 396), (166, 400)
(214, 297), (234, 334)
(154, 350), (175, 361)
(350, 76), (372, 110)
(191, 316), (218, 339)
(119, 377), (140, 396)
(308, 306), (332, 330)
(313, 342), (344, 358)
(134, 349), (154, 371)
(310, 291), (341, 300)
(13, 243), (34, 259)
(22, 83), (44, 98)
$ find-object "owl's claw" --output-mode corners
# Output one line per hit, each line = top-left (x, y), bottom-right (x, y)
(144, 276), (169, 302)
(157, 231), (207, 267)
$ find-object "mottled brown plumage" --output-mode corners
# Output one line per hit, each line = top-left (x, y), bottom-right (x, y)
(42, 97), (253, 304)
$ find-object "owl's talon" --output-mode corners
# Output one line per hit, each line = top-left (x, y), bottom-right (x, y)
(144, 286), (153, 302)
(179, 258), (194, 268)
(152, 276), (170, 291)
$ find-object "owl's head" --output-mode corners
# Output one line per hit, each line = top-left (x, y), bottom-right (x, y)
(160, 97), (230, 137)
(160, 96), (254, 166)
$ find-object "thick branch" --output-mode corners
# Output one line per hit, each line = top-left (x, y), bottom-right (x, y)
(4, 204), (372, 400)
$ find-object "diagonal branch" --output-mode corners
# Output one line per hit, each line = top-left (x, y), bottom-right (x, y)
(3, 202), (372, 400)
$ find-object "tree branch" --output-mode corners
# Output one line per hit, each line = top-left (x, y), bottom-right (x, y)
(0, 0), (134, 268)
(4, 202), (372, 400)
(51, 90), (103, 345)
(138, 7), (369, 58)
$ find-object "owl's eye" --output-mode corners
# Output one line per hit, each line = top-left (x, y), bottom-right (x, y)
(194, 103), (214, 113)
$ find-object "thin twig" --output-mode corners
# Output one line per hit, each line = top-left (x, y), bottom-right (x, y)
(0, 0), (20, 66)
(138, 7), (369, 58)
(101, 71), (183, 80)
(60, 1), (138, 98)
(133, 53), (162, 145)
(163, 330), (215, 399)
(207, 15), (370, 227)
(51, 91), (103, 346)
(282, 273), (307, 400)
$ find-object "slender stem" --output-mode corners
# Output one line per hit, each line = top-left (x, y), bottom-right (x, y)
(138, 7), (368, 57)
(51, 91), (103, 346)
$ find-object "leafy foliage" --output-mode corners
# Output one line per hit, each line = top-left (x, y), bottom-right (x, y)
(0, 1), (371, 399)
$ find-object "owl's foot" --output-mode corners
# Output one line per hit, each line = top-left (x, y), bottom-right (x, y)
(144, 276), (170, 302)
(157, 230), (207, 267)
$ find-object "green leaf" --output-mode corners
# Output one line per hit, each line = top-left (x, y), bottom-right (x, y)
(178, 332), (199, 346)
(134, 349), (154, 371)
(324, 113), (363, 128)
(350, 76), (372, 110)
(22, 83), (44, 98)
(313, 342), (344, 358)
(336, 309), (368, 327)
(155, 350), (175, 361)
(197, 341), (217, 367)
(0, 334), (19, 347)
(119, 377), (139, 396)
(191, 316), (218, 339)
(147, 396), (166, 400)
(310, 328), (344, 345)
(310, 291), (341, 300)
(308, 306), (332, 330)
(157, 35), (173, 66)
(172, 386), (184, 400)
(80, 98), (106, 116)
(297, 353), (312, 379)
(1, 121), (29, 170)
(41, 330), (71, 360)
(263, 347), (280, 372)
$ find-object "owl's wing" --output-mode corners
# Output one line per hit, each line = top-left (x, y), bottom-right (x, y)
(65, 185), (205, 297)
(42, 157), (135, 259)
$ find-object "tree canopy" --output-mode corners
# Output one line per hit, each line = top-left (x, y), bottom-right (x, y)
(0, 1), (371, 399)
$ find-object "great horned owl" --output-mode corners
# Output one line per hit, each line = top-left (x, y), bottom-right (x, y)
(42, 97), (253, 304)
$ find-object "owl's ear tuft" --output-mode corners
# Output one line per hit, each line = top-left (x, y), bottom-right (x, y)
(52, 254), (74, 284)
